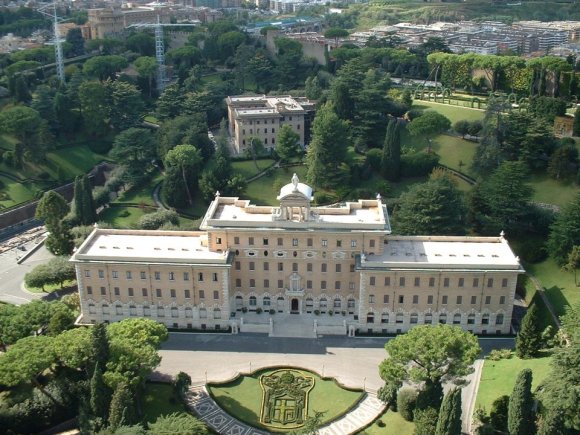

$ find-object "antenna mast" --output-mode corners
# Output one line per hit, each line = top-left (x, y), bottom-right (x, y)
(38, 2), (65, 84)
(155, 15), (167, 94)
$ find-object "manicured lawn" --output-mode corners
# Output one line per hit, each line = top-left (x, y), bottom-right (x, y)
(358, 409), (414, 434)
(528, 173), (580, 208)
(526, 258), (579, 317)
(208, 368), (363, 432)
(0, 134), (18, 150)
(0, 176), (38, 209)
(413, 101), (485, 123)
(232, 159), (276, 180)
(475, 351), (553, 411)
(25, 279), (76, 294)
(142, 382), (185, 424)
(431, 135), (478, 178)
(98, 206), (154, 229)
(45, 145), (109, 179)
(115, 173), (163, 206)
(244, 165), (307, 206)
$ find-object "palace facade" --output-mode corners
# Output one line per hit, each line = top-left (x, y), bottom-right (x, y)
(71, 176), (523, 335)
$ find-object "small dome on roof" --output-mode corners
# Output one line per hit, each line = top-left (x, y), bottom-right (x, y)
(278, 173), (313, 201)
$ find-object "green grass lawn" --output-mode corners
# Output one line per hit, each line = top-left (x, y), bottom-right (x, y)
(45, 145), (109, 180)
(358, 410), (414, 434)
(232, 159), (276, 180)
(98, 206), (154, 229)
(475, 351), (553, 411)
(25, 279), (76, 294)
(526, 258), (579, 317)
(0, 176), (38, 209)
(115, 173), (163, 207)
(413, 101), (485, 123)
(208, 368), (363, 432)
(244, 165), (307, 206)
(0, 134), (18, 151)
(431, 135), (478, 178)
(528, 173), (580, 208)
(142, 382), (185, 424)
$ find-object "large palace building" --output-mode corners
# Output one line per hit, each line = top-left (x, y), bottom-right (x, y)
(71, 176), (523, 336)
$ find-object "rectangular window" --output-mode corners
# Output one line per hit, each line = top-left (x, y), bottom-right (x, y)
(351, 240), (357, 248)
(456, 295), (462, 304)
(458, 277), (464, 287)
(399, 277), (405, 287)
(385, 277), (391, 286)
(414, 277), (420, 287)
(398, 295), (404, 304)
(112, 271), (118, 279)
(213, 290), (219, 299)
(427, 295), (433, 304)
(335, 281), (341, 290)
(350, 264), (355, 272)
(473, 278), (479, 287)
(261, 278), (268, 288)
(128, 288), (134, 297)
(278, 262), (284, 272)
(114, 287), (120, 296)
(499, 296), (506, 305)
(370, 240), (376, 248)
(98, 270), (104, 279)
(370, 276), (376, 286)
(183, 272), (189, 281)
(198, 272), (204, 281)
(263, 238), (269, 246)
(502, 278), (508, 288)
(140, 271), (146, 280)
(142, 288), (148, 297)
(100, 286), (106, 295)
(156, 288), (162, 298)
(307, 280), (312, 289)
(487, 278), (494, 288)
(307, 263), (313, 272)
(216, 237), (222, 245)
(249, 261), (255, 271)
(429, 277), (435, 287)
(383, 295), (389, 304)
(212, 273), (218, 282)
(349, 282), (355, 290)
(471, 296), (477, 304)
(321, 263), (327, 273)
(85, 270), (91, 277)
(292, 238), (298, 247)
(413, 295), (419, 304)
(292, 263), (298, 272)
(235, 261), (241, 270)
(307, 238), (313, 247)
(443, 278), (450, 287)
(184, 289), (190, 299)
(87, 286), (93, 295)
(336, 240), (342, 248)
(249, 237), (254, 245)
(170, 289), (176, 298)
(442, 295), (448, 305)
(277, 237), (283, 246)
(168, 272), (175, 281)
(154, 272), (160, 280)
(264, 262), (269, 271)
(234, 236), (240, 245)
(235, 279), (241, 287)
(321, 281), (327, 290)
(322, 239), (328, 247)
(485, 296), (491, 305)
(336, 264), (341, 273)
(278, 280), (283, 288)
(126, 271), (132, 280)
(369, 294), (375, 304)
(199, 290), (205, 299)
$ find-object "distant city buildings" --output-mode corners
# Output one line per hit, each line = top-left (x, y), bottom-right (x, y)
(226, 95), (316, 154)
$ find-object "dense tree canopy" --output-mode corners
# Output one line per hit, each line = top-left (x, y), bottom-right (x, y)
(547, 193), (580, 265)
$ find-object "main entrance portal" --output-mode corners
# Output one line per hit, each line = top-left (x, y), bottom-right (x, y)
(291, 298), (299, 314)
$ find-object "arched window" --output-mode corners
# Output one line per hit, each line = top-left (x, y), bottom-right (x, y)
(424, 313), (433, 324)
(143, 305), (151, 316)
(199, 308), (207, 319)
(214, 308), (221, 319)
(129, 305), (137, 316)
(468, 313), (476, 324)
(249, 296), (257, 306)
(306, 298), (313, 307)
(171, 307), (178, 318)
(235, 295), (243, 308)
(157, 306), (165, 317)
(319, 298), (328, 308)
(396, 312), (404, 324)
(367, 312), (375, 323)
(89, 303), (96, 314)
(277, 297), (285, 310)
(115, 305), (123, 315)
(347, 299), (355, 313)
(185, 307), (193, 318)
(334, 298), (341, 308)
(381, 312), (389, 324)
(496, 313), (504, 325)
(482, 313), (490, 325)
(102, 304), (109, 315)
(453, 313), (462, 324)
(263, 297), (271, 307)
(410, 313), (418, 324)
(439, 313), (447, 324)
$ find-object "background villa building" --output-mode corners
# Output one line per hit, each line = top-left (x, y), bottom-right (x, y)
(226, 95), (316, 154)
(71, 176), (523, 336)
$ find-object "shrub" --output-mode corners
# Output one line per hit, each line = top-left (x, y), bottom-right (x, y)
(314, 192), (332, 205)
(3, 151), (15, 167)
(256, 307), (263, 314)
(138, 209), (179, 230)
(118, 209), (130, 218)
(401, 152), (440, 177)
(377, 419), (385, 427)
(378, 381), (400, 409)
(490, 395), (509, 433)
(314, 309), (320, 315)
(488, 349), (513, 361)
(269, 309), (275, 315)
(366, 148), (382, 171)
(397, 388), (418, 422)
(414, 407), (439, 435)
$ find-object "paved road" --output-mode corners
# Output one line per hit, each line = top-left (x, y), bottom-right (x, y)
(0, 243), (54, 305)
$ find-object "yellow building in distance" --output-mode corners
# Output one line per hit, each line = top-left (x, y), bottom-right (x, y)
(71, 175), (523, 336)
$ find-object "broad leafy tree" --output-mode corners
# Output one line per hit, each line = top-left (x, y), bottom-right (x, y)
(407, 111), (451, 151)
(52, 327), (93, 370)
(547, 193), (580, 265)
(134, 56), (157, 97)
(110, 128), (157, 185)
(83, 55), (127, 81)
(156, 84), (186, 120)
(157, 114), (213, 161)
(275, 124), (301, 163)
(0, 105), (49, 165)
(78, 81), (110, 137)
(508, 369), (535, 435)
(106, 80), (144, 131)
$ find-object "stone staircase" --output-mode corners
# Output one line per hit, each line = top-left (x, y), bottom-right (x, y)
(317, 393), (386, 435)
(269, 314), (316, 338)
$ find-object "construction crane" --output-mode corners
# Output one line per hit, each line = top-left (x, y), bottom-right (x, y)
(37, 2), (66, 84)
(127, 18), (199, 93)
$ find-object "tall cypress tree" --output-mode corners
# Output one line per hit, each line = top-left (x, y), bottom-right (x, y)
(108, 383), (136, 430)
(435, 387), (462, 435)
(73, 176), (84, 223)
(515, 304), (542, 358)
(81, 175), (96, 225)
(91, 322), (109, 371)
(508, 369), (535, 435)
(381, 118), (401, 181)
(90, 362), (111, 420)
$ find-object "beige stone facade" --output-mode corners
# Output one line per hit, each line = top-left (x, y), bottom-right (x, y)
(226, 95), (316, 154)
(72, 177), (523, 335)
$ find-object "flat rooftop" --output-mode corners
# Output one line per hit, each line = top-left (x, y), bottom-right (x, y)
(361, 236), (522, 271)
(71, 229), (229, 264)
